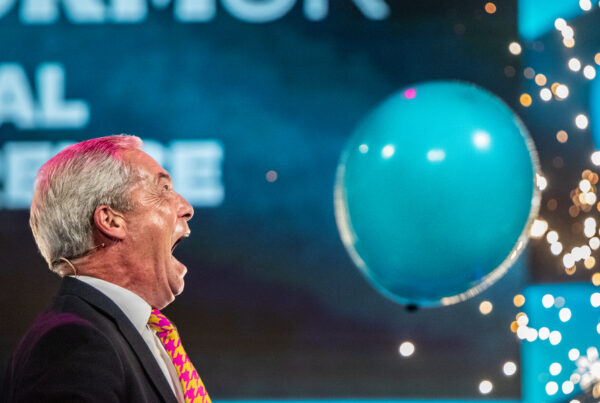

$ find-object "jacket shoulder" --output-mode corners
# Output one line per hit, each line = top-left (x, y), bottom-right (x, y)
(4, 307), (126, 402)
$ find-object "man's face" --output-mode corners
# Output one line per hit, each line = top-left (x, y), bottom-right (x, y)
(123, 149), (194, 309)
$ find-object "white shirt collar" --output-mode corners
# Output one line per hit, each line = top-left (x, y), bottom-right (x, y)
(72, 275), (151, 333)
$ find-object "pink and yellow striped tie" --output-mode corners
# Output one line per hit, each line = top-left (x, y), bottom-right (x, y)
(148, 309), (211, 403)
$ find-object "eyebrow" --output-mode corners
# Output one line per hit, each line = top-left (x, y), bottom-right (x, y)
(156, 172), (172, 183)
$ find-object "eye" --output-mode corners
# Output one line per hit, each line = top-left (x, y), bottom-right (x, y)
(162, 183), (171, 191)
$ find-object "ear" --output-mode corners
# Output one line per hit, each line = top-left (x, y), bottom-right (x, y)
(93, 205), (127, 241)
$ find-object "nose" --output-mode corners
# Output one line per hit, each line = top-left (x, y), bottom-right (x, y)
(177, 192), (194, 221)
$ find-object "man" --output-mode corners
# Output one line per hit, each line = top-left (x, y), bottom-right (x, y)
(2, 135), (210, 402)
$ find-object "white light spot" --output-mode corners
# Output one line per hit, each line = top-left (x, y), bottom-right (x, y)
(559, 307), (572, 322)
(551, 242), (563, 255)
(503, 361), (517, 376)
(584, 65), (597, 80)
(556, 84), (569, 99)
(592, 151), (600, 165)
(516, 325), (529, 340)
(590, 237), (600, 250)
(580, 0), (592, 11)
(473, 131), (491, 150)
(542, 294), (555, 308)
(536, 174), (548, 191)
(546, 381), (558, 395)
(539, 327), (550, 340)
(562, 26), (574, 39)
(554, 18), (567, 30)
(575, 114), (589, 129)
(569, 348), (580, 361)
(563, 253), (575, 268)
(359, 144), (369, 153)
(517, 314), (529, 326)
(382, 144), (395, 159)
(569, 58), (582, 72)
(549, 330), (562, 345)
(399, 341), (415, 357)
(426, 149), (445, 162)
(549, 362), (562, 375)
(479, 380), (493, 394)
(555, 297), (565, 308)
(540, 88), (552, 101)
(526, 327), (539, 342)
(530, 219), (549, 238)
(546, 231), (559, 243)
(597, 322), (600, 334)
(591, 292), (600, 307)
(581, 245), (592, 259)
(586, 192), (597, 205)
(562, 381), (575, 394)
(586, 225), (597, 238)
(581, 180), (592, 192)
(508, 42), (522, 55)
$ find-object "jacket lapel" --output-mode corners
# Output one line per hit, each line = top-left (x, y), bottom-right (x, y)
(59, 277), (177, 403)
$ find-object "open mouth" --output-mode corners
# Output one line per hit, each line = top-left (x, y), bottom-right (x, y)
(171, 236), (185, 253)
(171, 234), (187, 253)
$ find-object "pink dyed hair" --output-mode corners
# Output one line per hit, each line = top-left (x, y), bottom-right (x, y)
(30, 134), (143, 273)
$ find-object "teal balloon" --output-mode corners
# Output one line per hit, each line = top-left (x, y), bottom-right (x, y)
(334, 81), (540, 307)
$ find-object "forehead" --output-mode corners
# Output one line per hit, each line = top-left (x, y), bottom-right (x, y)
(124, 149), (169, 181)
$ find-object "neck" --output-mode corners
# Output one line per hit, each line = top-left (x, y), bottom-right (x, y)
(70, 245), (171, 309)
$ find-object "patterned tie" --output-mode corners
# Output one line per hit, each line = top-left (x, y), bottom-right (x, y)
(148, 309), (211, 403)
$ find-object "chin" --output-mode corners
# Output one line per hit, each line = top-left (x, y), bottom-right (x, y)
(169, 276), (185, 297)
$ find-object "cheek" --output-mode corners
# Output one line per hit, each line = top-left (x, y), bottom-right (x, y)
(140, 187), (167, 208)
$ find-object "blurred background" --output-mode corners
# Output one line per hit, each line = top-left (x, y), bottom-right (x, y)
(1, 0), (599, 401)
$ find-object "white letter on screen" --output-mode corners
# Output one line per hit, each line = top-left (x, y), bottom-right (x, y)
(36, 63), (90, 129)
(0, 64), (36, 129)
(170, 140), (224, 207)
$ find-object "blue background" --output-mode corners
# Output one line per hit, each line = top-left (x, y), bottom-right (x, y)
(1, 0), (599, 401)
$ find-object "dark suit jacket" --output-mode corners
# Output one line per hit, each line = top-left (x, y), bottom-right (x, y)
(2, 276), (178, 402)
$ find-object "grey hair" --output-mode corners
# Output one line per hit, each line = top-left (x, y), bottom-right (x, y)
(29, 134), (143, 275)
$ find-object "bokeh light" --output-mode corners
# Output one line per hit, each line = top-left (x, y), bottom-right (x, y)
(569, 58), (582, 72)
(542, 294), (554, 308)
(584, 65), (597, 79)
(576, 114), (589, 129)
(479, 300), (493, 315)
(545, 381), (558, 395)
(530, 219), (548, 237)
(509, 42), (521, 55)
(513, 294), (525, 307)
(503, 361), (517, 376)
(559, 307), (572, 322)
(546, 231), (559, 243)
(399, 341), (415, 357)
(549, 362), (562, 375)
(591, 292), (600, 307)
(580, 0), (593, 11)
(569, 348), (581, 361)
(535, 74), (547, 86)
(484, 2), (496, 14)
(479, 380), (493, 394)
(540, 88), (552, 101)
(266, 170), (278, 182)
(524, 67), (535, 79)
(549, 330), (562, 345)
(554, 18), (567, 31)
(555, 84), (569, 99)
(404, 88), (417, 99)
